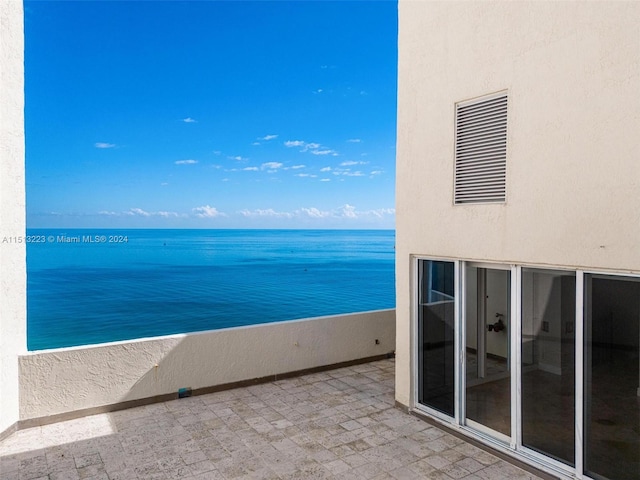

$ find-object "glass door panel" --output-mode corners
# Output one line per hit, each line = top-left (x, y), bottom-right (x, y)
(465, 266), (511, 438)
(585, 275), (640, 480)
(521, 269), (575, 465)
(418, 260), (456, 417)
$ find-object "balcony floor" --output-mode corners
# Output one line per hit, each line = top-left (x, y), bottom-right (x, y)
(0, 359), (542, 479)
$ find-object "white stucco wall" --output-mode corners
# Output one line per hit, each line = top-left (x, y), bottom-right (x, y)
(0, 0), (27, 436)
(19, 309), (395, 421)
(395, 1), (640, 406)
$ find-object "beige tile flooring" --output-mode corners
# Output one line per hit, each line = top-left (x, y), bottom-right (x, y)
(0, 359), (543, 480)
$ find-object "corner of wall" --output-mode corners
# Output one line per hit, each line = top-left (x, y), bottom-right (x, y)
(0, 0), (26, 435)
(394, 247), (412, 407)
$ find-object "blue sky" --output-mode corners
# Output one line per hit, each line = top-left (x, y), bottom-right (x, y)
(25, 0), (397, 229)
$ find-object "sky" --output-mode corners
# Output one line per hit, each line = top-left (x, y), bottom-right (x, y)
(25, 0), (398, 229)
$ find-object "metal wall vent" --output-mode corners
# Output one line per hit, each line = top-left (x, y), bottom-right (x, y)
(454, 93), (508, 204)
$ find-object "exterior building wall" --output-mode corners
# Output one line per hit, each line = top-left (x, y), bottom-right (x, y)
(0, 0), (27, 438)
(395, 1), (640, 406)
(19, 309), (395, 422)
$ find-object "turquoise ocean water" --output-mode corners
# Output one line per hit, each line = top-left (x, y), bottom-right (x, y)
(26, 229), (395, 351)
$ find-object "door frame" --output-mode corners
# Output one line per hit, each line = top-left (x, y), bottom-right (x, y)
(461, 262), (516, 446)
(413, 257), (579, 479)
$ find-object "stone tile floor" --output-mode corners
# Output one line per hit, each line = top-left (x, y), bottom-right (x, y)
(0, 359), (543, 479)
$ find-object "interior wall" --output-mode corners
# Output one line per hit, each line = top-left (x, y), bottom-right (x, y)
(521, 270), (536, 365)
(19, 309), (395, 422)
(464, 268), (508, 359)
(0, 0), (26, 437)
(534, 273), (562, 374)
(485, 270), (509, 359)
(465, 268), (478, 351)
(591, 278), (640, 349)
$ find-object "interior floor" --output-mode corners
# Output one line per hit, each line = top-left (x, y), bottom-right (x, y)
(586, 347), (640, 480)
(464, 348), (639, 480)
(466, 352), (510, 436)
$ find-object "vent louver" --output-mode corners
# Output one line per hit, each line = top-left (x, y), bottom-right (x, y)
(454, 94), (507, 204)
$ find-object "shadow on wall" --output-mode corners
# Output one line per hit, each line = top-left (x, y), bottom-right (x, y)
(18, 310), (395, 424)
(122, 310), (396, 402)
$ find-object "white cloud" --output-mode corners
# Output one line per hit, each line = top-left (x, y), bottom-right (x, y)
(334, 204), (395, 220)
(234, 204), (394, 223)
(125, 208), (184, 217)
(370, 208), (396, 218)
(161, 182), (169, 186)
(213, 151), (222, 156)
(95, 142), (116, 149)
(182, 117), (197, 123)
(284, 141), (337, 155)
(331, 167), (366, 177)
(295, 173), (317, 178)
(370, 170), (383, 176)
(192, 205), (225, 218)
(311, 149), (336, 156)
(340, 160), (367, 166)
(259, 134), (278, 141)
(298, 207), (330, 218)
(251, 142), (261, 146)
(338, 204), (357, 218)
(128, 208), (151, 217)
(320, 167), (332, 172)
(100, 208), (182, 217)
(175, 159), (198, 165)
(320, 178), (331, 182)
(347, 138), (362, 143)
(290, 165), (306, 169)
(229, 155), (248, 162)
(157, 211), (179, 218)
(313, 89), (323, 94)
(261, 162), (283, 170)
(239, 208), (293, 219)
(243, 166), (259, 171)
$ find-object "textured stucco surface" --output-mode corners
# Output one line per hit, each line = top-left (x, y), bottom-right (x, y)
(0, 0), (26, 435)
(19, 309), (395, 420)
(395, 1), (640, 405)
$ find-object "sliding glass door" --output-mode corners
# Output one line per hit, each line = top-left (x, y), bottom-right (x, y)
(415, 259), (639, 480)
(417, 260), (456, 417)
(464, 265), (511, 440)
(584, 275), (639, 480)
(521, 269), (575, 465)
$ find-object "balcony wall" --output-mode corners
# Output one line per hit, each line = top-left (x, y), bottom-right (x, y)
(18, 309), (395, 424)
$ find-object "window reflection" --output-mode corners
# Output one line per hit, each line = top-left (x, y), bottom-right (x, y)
(521, 269), (575, 465)
(418, 260), (455, 416)
(585, 275), (640, 480)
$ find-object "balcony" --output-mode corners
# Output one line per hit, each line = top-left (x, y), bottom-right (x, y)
(0, 357), (542, 480)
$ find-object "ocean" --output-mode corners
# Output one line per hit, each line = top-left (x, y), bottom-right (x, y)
(26, 229), (395, 351)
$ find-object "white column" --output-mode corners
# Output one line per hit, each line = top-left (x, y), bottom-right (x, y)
(0, 0), (27, 436)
